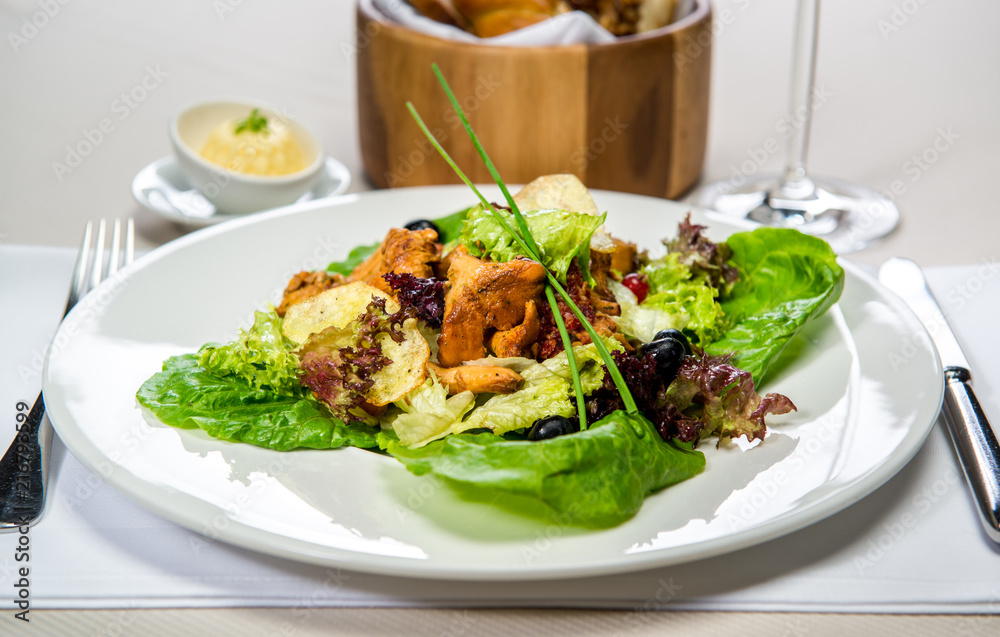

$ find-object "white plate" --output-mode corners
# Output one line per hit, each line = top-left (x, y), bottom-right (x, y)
(131, 155), (351, 228)
(43, 187), (944, 580)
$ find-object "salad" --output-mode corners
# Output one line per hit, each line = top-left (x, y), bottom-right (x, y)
(138, 67), (843, 528)
(137, 173), (844, 528)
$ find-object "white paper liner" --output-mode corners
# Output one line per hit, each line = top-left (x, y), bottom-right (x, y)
(365, 0), (697, 46)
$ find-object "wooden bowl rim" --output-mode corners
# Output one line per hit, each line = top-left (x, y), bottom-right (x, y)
(357, 0), (711, 51)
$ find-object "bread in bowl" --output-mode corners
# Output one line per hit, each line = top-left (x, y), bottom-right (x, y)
(406, 0), (678, 37)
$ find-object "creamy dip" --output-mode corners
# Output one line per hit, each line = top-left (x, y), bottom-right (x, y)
(199, 109), (307, 176)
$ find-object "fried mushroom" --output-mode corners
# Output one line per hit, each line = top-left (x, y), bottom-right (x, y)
(436, 252), (547, 367)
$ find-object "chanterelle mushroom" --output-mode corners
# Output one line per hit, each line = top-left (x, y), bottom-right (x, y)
(348, 227), (440, 294)
(427, 362), (523, 395)
(276, 270), (345, 317)
(488, 300), (540, 358)
(437, 252), (547, 367)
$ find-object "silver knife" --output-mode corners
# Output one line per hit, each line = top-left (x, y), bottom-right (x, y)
(879, 258), (1000, 542)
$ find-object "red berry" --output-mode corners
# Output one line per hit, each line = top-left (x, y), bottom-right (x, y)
(622, 273), (649, 303)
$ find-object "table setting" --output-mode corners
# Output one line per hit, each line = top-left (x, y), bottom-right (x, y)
(2, 0), (999, 635)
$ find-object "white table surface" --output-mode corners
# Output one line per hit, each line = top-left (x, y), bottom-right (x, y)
(2, 0), (1000, 634)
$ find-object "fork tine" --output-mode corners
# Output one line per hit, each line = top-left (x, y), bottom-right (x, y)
(89, 219), (106, 293)
(107, 219), (122, 277)
(64, 221), (93, 313)
(124, 218), (135, 266)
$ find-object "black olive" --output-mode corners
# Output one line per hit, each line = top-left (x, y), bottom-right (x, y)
(652, 328), (692, 356)
(403, 219), (440, 235)
(527, 415), (580, 441)
(641, 337), (687, 383)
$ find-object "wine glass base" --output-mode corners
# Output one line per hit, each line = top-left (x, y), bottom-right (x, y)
(688, 175), (900, 254)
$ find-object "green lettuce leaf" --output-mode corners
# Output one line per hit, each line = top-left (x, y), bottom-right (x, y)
(376, 426), (401, 451)
(706, 228), (844, 383)
(197, 310), (302, 396)
(327, 242), (379, 276)
(384, 410), (705, 528)
(461, 204), (606, 283)
(387, 375), (477, 447)
(136, 354), (379, 451)
(432, 206), (470, 245)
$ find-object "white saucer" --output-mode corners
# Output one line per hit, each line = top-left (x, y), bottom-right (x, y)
(132, 155), (351, 228)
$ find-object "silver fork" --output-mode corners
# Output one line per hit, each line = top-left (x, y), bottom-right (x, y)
(0, 219), (134, 530)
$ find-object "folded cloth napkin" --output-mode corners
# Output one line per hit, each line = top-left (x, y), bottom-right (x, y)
(1, 245), (999, 613)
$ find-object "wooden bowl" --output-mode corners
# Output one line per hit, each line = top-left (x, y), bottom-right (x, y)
(357, 0), (711, 199)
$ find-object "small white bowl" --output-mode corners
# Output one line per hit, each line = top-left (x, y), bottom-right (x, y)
(169, 98), (325, 215)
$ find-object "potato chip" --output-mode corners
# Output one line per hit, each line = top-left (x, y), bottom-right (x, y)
(284, 281), (429, 406)
(368, 324), (430, 406)
(513, 174), (600, 216)
(282, 282), (398, 345)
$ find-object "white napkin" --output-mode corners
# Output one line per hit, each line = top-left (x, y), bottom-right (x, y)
(1, 246), (999, 613)
(365, 0), (698, 46)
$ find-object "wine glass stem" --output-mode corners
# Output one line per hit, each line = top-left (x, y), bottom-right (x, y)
(780, 0), (821, 199)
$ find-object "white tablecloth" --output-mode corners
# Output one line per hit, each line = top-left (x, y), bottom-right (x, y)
(1, 246), (998, 613)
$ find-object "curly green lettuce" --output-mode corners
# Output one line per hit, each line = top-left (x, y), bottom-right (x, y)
(618, 217), (734, 346)
(612, 257), (726, 346)
(197, 309), (302, 395)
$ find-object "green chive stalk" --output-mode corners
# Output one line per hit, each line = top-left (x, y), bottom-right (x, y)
(546, 286), (587, 430)
(405, 65), (639, 417)
(405, 101), (591, 427)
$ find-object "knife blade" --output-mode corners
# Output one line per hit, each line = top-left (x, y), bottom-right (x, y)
(879, 258), (1000, 543)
